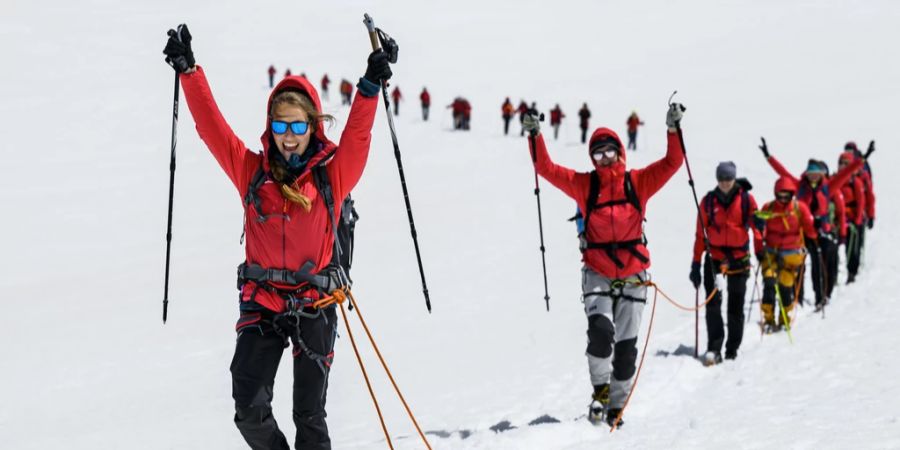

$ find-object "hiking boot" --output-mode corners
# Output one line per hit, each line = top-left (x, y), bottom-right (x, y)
(702, 351), (723, 367)
(724, 350), (737, 360)
(588, 384), (609, 425)
(606, 408), (624, 427)
(847, 274), (856, 284)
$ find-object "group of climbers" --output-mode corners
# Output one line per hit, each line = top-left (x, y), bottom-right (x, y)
(688, 138), (874, 367)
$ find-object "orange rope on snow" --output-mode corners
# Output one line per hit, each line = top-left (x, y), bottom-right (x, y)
(338, 299), (394, 449)
(610, 287), (658, 432)
(650, 282), (718, 312)
(348, 291), (433, 450)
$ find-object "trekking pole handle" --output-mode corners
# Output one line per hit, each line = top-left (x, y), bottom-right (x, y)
(363, 13), (380, 51)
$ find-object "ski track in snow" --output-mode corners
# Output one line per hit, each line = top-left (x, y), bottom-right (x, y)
(2, 1), (900, 449)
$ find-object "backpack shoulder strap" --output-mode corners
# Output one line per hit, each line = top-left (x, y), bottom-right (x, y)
(624, 171), (642, 215)
(584, 170), (600, 220)
(311, 165), (343, 267)
(741, 189), (751, 229)
(243, 157), (267, 218)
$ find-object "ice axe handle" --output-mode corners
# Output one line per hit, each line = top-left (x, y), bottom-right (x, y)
(363, 14), (381, 51)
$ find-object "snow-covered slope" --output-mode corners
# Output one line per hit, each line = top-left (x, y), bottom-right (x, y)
(2, 1), (899, 448)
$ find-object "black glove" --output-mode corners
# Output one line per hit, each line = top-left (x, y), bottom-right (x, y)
(689, 261), (702, 289)
(364, 50), (392, 84)
(868, 218), (874, 229)
(865, 140), (875, 159)
(759, 137), (770, 158)
(163, 24), (194, 73)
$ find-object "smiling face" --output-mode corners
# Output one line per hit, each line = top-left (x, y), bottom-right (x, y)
(271, 103), (311, 161)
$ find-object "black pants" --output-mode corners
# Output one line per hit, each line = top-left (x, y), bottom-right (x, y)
(846, 223), (865, 280)
(580, 127), (588, 144)
(503, 116), (511, 135)
(800, 238), (833, 306)
(627, 131), (637, 150)
(553, 124), (560, 140)
(422, 105), (429, 121)
(703, 257), (749, 355)
(231, 307), (338, 450)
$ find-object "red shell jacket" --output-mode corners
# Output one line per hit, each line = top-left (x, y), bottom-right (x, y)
(692, 187), (761, 263)
(391, 87), (402, 102)
(420, 90), (431, 106)
(759, 198), (817, 251)
(831, 189), (848, 239)
(181, 67), (377, 313)
(550, 108), (564, 125)
(626, 114), (642, 132)
(861, 170), (875, 220)
(530, 128), (684, 278)
(766, 155), (862, 234)
(321, 74), (330, 90)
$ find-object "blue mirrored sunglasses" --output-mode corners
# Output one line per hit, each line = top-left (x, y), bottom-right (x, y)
(271, 120), (309, 135)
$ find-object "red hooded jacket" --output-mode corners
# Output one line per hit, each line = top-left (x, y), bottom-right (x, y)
(759, 178), (817, 251)
(181, 67), (377, 313)
(692, 185), (761, 263)
(530, 128), (684, 279)
(550, 107), (565, 125)
(420, 89), (431, 107)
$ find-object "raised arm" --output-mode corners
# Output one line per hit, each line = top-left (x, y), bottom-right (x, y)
(327, 81), (379, 201)
(529, 133), (590, 206)
(181, 66), (255, 196)
(826, 157), (864, 192)
(765, 155), (798, 184)
(631, 130), (684, 201)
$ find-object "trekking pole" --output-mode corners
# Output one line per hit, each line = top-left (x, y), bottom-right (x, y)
(669, 91), (714, 358)
(816, 243), (829, 318)
(527, 114), (551, 311)
(746, 264), (761, 324)
(363, 13), (432, 313)
(162, 64), (180, 324)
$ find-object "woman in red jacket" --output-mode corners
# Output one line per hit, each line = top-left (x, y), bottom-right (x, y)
(838, 150), (871, 283)
(164, 25), (392, 450)
(754, 177), (817, 332)
(523, 103), (685, 427)
(689, 162), (761, 365)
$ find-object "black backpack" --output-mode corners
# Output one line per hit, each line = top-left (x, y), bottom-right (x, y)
(243, 159), (359, 274)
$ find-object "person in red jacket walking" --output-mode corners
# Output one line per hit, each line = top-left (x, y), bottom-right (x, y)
(578, 103), (591, 144)
(760, 139), (863, 310)
(689, 162), (761, 364)
(339, 79), (353, 106)
(163, 25), (392, 450)
(268, 64), (277, 88)
(838, 149), (873, 283)
(549, 104), (565, 140)
(523, 103), (686, 427)
(419, 87), (431, 121)
(517, 100), (529, 136)
(754, 177), (818, 332)
(625, 111), (644, 151)
(501, 97), (514, 135)
(391, 86), (402, 116)
(320, 73), (330, 100)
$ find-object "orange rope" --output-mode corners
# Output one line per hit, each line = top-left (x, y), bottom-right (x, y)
(651, 282), (718, 312)
(610, 287), (658, 432)
(338, 300), (394, 449)
(348, 291), (433, 450)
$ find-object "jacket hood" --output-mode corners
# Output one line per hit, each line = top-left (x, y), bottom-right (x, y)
(839, 150), (858, 165)
(587, 127), (626, 171)
(260, 76), (336, 173)
(774, 176), (798, 194)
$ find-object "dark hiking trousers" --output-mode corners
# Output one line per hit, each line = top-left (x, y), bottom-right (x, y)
(703, 257), (749, 356)
(231, 306), (338, 450)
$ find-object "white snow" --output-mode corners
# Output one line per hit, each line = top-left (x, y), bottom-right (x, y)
(2, 1), (900, 448)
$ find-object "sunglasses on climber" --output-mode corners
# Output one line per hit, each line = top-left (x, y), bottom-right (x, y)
(590, 138), (620, 161)
(271, 120), (310, 135)
(776, 191), (793, 201)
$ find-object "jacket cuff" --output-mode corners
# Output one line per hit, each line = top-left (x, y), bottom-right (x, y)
(356, 77), (380, 97)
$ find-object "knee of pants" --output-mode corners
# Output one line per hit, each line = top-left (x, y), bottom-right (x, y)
(235, 404), (273, 426)
(612, 338), (638, 381)
(586, 314), (615, 358)
(778, 269), (796, 287)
